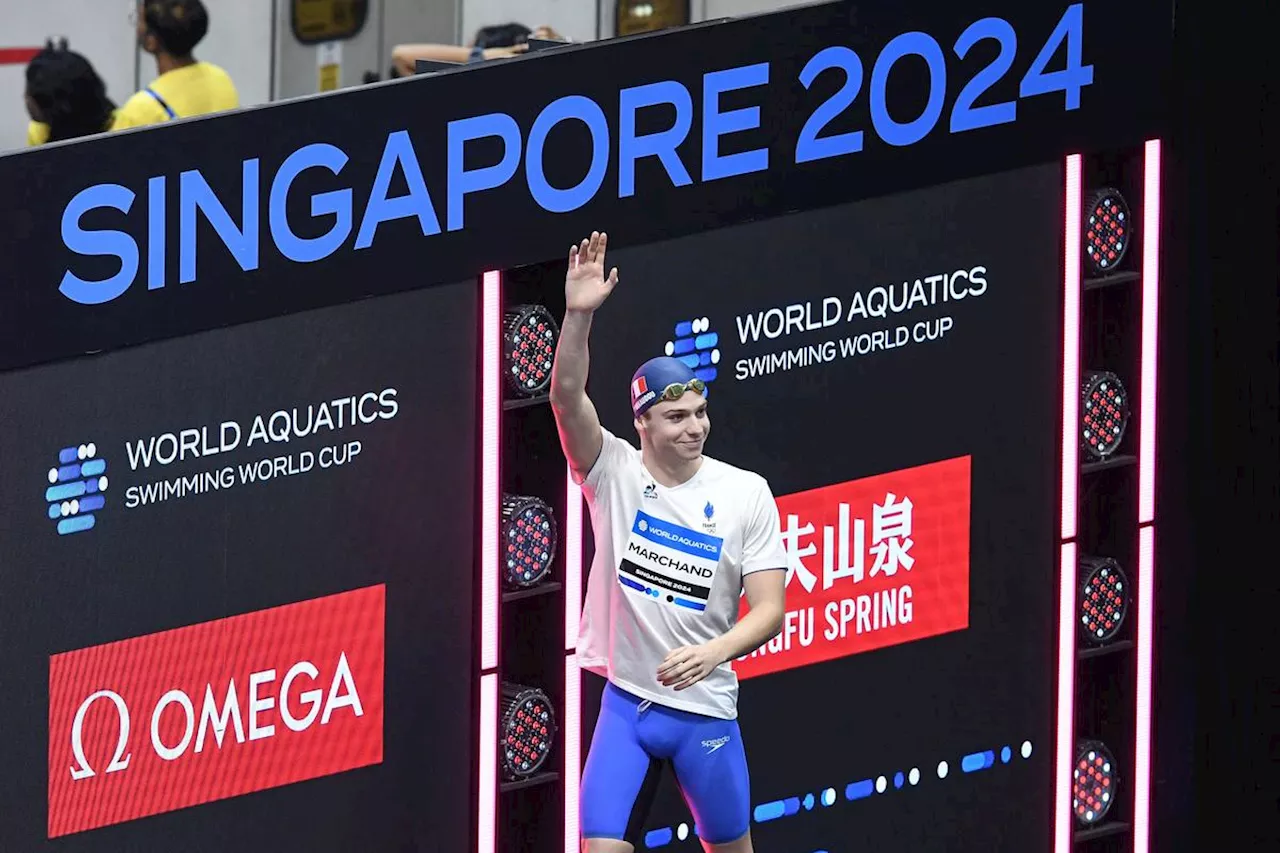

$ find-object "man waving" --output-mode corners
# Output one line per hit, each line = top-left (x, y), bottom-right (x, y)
(550, 232), (788, 853)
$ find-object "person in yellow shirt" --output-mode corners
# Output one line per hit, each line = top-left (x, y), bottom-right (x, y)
(24, 42), (117, 146)
(114, 0), (238, 131)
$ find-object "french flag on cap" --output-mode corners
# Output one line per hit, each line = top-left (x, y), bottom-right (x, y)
(630, 376), (648, 399)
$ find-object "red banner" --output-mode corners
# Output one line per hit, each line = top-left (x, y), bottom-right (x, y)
(48, 585), (385, 838)
(734, 457), (970, 679)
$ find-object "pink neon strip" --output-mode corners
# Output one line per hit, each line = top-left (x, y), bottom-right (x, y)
(1132, 138), (1163, 853)
(1133, 525), (1155, 852)
(1061, 155), (1083, 541)
(477, 673), (498, 853)
(563, 654), (581, 853)
(564, 467), (583, 651)
(1055, 155), (1083, 853)
(481, 270), (501, 672)
(1054, 541), (1077, 853)
(1138, 140), (1162, 524)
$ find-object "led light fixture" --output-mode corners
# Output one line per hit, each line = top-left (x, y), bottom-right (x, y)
(501, 494), (557, 588)
(503, 304), (559, 397)
(500, 682), (557, 779)
(1072, 740), (1118, 826)
(1084, 188), (1131, 275)
(1081, 370), (1130, 460)
(1078, 556), (1129, 644)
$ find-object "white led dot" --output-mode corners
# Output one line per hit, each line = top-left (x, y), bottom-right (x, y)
(909, 768), (920, 786)
(60, 502), (70, 517)
(77, 444), (87, 460)
(1021, 740), (1033, 759)
(701, 316), (709, 330)
(87, 443), (96, 457)
(99, 476), (109, 491)
(711, 349), (721, 364)
(665, 341), (674, 356)
(822, 787), (836, 806)
(48, 468), (58, 484)
(937, 761), (949, 779)
(875, 776), (887, 794)
(71, 499), (80, 514)
(677, 824), (689, 841)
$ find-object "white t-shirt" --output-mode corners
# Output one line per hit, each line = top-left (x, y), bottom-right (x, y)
(577, 428), (787, 720)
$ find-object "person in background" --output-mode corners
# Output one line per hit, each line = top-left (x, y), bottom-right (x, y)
(390, 24), (564, 77)
(24, 41), (117, 146)
(113, 0), (238, 131)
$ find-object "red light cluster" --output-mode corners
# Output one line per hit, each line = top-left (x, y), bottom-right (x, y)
(1079, 557), (1128, 643)
(503, 305), (558, 396)
(501, 495), (556, 588)
(1072, 742), (1116, 825)
(501, 685), (557, 778)
(1084, 189), (1130, 274)
(1081, 371), (1130, 459)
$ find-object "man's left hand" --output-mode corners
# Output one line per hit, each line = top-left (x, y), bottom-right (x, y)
(657, 642), (724, 691)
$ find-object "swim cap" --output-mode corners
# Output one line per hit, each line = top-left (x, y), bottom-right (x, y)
(630, 356), (702, 417)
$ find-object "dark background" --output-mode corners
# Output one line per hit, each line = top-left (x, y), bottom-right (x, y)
(1155, 0), (1279, 850)
(576, 163), (1062, 851)
(0, 282), (478, 852)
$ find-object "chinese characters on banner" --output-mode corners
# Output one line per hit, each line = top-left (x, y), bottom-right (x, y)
(734, 457), (971, 679)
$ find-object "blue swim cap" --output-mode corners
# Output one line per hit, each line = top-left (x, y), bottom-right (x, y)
(630, 356), (702, 417)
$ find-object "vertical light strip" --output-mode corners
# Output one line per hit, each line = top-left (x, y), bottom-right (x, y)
(1138, 140), (1163, 524)
(1055, 155), (1084, 853)
(563, 653), (582, 853)
(478, 271), (502, 853)
(1054, 541), (1078, 853)
(1061, 154), (1083, 541)
(1132, 525), (1155, 852)
(1132, 133), (1163, 853)
(477, 672), (499, 853)
(481, 270), (502, 672)
(564, 467), (583, 650)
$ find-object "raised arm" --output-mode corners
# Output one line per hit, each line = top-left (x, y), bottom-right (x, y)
(550, 231), (620, 480)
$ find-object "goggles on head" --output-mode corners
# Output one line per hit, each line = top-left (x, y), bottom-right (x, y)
(656, 378), (706, 403)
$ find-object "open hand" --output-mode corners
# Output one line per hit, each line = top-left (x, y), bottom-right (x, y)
(565, 231), (619, 313)
(657, 643), (723, 691)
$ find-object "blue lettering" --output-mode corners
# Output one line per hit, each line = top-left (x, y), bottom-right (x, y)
(447, 113), (521, 232)
(179, 160), (261, 284)
(147, 176), (165, 290)
(618, 80), (693, 198)
(526, 95), (608, 214)
(355, 130), (441, 250)
(58, 183), (138, 306)
(869, 32), (946, 147)
(702, 63), (769, 182)
(269, 143), (353, 264)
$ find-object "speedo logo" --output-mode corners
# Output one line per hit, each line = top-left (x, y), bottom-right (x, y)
(701, 736), (731, 754)
(627, 542), (713, 578)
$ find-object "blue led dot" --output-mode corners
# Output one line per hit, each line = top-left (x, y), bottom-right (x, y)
(893, 771), (904, 789)
(803, 793), (815, 810)
(1001, 746), (1012, 764)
